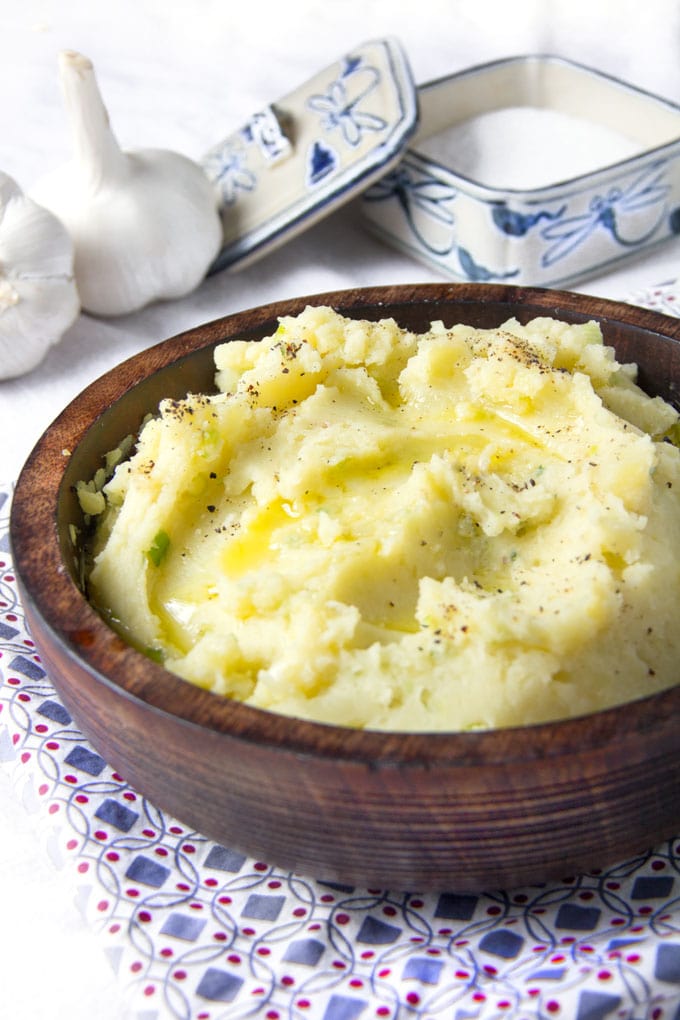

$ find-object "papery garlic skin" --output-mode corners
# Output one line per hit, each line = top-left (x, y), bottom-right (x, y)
(35, 148), (223, 317)
(31, 50), (222, 317)
(0, 172), (80, 380)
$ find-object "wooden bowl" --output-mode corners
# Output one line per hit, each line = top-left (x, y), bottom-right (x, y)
(10, 283), (680, 892)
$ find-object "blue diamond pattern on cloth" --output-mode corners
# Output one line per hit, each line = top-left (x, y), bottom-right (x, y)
(37, 700), (72, 725)
(94, 798), (139, 833)
(0, 620), (19, 640)
(160, 912), (207, 942)
(479, 930), (525, 960)
(196, 967), (244, 1003)
(402, 956), (444, 984)
(356, 916), (401, 945)
(125, 854), (171, 889)
(283, 938), (325, 966)
(529, 967), (567, 981)
(555, 903), (602, 931)
(434, 893), (478, 921)
(64, 745), (106, 776)
(631, 875), (675, 899)
(9, 654), (46, 680)
(6, 481), (680, 1020)
(575, 989), (622, 1020)
(322, 993), (367, 1020)
(241, 893), (285, 921)
(655, 943), (680, 984)
(204, 845), (247, 872)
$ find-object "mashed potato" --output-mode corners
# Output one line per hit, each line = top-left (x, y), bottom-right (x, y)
(83, 306), (680, 731)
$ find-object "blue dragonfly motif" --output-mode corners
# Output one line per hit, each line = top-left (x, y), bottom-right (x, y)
(539, 164), (670, 268)
(492, 204), (566, 237)
(364, 163), (457, 256)
(366, 162), (520, 280)
(367, 164), (521, 283)
(458, 247), (519, 282)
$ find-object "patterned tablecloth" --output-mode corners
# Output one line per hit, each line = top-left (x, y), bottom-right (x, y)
(2, 281), (680, 1020)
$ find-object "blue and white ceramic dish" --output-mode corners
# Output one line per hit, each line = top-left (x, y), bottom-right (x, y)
(360, 55), (680, 286)
(203, 37), (417, 272)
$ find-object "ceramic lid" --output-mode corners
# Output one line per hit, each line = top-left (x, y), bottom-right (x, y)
(202, 37), (418, 272)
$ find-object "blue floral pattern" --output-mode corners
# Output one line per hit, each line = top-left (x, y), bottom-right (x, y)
(202, 137), (256, 206)
(307, 59), (387, 148)
(2, 475), (680, 1020)
(201, 39), (416, 273)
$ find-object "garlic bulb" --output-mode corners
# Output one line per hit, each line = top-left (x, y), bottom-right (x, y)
(31, 50), (222, 317)
(0, 172), (80, 380)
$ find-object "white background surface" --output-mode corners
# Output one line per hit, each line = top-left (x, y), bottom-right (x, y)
(1, 1), (679, 1017)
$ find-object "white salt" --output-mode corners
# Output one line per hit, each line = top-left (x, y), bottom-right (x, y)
(417, 106), (644, 190)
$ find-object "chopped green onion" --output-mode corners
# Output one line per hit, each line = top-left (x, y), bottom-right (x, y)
(663, 421), (680, 448)
(144, 646), (165, 663)
(147, 529), (170, 566)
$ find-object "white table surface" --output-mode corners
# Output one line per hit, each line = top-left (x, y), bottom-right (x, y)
(1, 1), (680, 1017)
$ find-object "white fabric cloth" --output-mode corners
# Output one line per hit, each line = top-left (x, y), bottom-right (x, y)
(1, 2), (679, 1018)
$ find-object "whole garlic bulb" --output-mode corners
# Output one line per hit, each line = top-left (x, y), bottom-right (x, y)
(0, 171), (80, 379)
(31, 50), (222, 317)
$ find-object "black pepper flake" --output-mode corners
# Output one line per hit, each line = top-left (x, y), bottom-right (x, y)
(209, 472), (217, 479)
(207, 505), (216, 513)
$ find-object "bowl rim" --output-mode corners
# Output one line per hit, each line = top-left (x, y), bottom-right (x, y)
(10, 282), (680, 769)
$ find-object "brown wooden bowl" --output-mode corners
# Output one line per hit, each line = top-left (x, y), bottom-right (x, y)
(10, 283), (680, 892)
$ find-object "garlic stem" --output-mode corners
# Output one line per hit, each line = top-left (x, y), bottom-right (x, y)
(58, 49), (128, 190)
